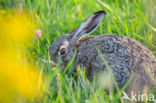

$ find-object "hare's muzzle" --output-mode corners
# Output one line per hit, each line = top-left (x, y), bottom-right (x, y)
(50, 60), (57, 66)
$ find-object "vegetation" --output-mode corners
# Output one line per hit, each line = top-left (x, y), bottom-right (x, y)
(0, 0), (156, 103)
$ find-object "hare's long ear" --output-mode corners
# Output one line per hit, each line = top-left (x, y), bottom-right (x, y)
(70, 10), (106, 44)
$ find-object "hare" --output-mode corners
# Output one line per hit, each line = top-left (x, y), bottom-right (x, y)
(48, 10), (156, 96)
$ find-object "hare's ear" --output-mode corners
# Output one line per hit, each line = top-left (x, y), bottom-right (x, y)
(70, 10), (106, 44)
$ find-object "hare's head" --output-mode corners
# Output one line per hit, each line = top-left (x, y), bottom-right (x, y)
(48, 10), (106, 67)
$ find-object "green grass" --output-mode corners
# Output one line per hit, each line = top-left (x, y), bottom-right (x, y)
(0, 0), (156, 103)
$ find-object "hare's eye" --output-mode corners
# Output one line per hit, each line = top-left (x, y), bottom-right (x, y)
(60, 48), (66, 55)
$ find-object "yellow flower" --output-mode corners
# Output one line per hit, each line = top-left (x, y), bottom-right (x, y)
(0, 13), (35, 44)
(0, 50), (44, 102)
(0, 11), (44, 103)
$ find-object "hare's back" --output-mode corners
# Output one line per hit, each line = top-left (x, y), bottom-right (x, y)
(76, 34), (155, 87)
(76, 34), (155, 65)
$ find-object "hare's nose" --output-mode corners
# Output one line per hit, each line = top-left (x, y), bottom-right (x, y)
(50, 60), (57, 66)
(41, 59), (57, 67)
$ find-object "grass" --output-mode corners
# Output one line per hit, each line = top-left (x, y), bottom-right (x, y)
(0, 0), (156, 103)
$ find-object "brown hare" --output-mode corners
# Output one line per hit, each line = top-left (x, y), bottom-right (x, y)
(48, 10), (156, 99)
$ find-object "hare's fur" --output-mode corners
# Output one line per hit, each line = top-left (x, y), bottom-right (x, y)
(49, 10), (156, 95)
(76, 34), (156, 90)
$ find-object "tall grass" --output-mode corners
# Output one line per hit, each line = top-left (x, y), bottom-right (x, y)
(0, 0), (156, 103)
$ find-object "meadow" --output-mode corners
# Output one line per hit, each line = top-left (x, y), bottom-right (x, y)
(0, 0), (156, 103)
